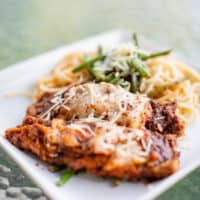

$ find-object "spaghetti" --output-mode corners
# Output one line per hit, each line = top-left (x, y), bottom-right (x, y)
(34, 45), (200, 124)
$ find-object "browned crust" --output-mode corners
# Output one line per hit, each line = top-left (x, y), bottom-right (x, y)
(146, 101), (185, 136)
(5, 84), (185, 181)
(5, 115), (180, 180)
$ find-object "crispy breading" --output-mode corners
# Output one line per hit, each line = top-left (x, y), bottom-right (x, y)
(5, 83), (184, 180)
(5, 116), (179, 180)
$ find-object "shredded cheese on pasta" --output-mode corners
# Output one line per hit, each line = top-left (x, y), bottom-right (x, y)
(34, 45), (200, 125)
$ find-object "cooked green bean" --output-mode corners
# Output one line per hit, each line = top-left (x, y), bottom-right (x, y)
(133, 33), (139, 47)
(129, 58), (149, 77)
(72, 54), (106, 72)
(89, 68), (104, 79)
(140, 49), (172, 61)
(56, 170), (74, 186)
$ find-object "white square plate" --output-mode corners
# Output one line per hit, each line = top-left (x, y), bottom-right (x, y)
(0, 30), (199, 200)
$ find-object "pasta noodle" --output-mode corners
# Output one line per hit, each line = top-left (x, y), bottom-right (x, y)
(140, 57), (200, 124)
(34, 53), (92, 99)
(34, 51), (200, 125)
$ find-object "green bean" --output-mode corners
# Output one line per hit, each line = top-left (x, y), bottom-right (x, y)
(56, 170), (74, 186)
(89, 68), (104, 79)
(120, 80), (130, 90)
(72, 54), (106, 72)
(104, 73), (115, 82)
(110, 77), (121, 85)
(133, 33), (139, 47)
(130, 58), (149, 77)
(140, 49), (172, 61)
(130, 74), (137, 93)
(98, 45), (103, 56)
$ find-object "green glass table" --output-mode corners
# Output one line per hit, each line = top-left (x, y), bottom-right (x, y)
(0, 0), (200, 199)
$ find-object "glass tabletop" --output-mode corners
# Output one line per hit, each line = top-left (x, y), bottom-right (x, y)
(0, 0), (199, 199)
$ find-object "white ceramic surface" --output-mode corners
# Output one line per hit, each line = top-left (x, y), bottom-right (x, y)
(0, 30), (199, 200)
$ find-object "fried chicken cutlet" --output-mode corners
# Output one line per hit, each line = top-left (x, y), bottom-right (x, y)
(5, 83), (184, 180)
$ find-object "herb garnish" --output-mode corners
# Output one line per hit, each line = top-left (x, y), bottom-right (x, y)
(73, 33), (171, 92)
